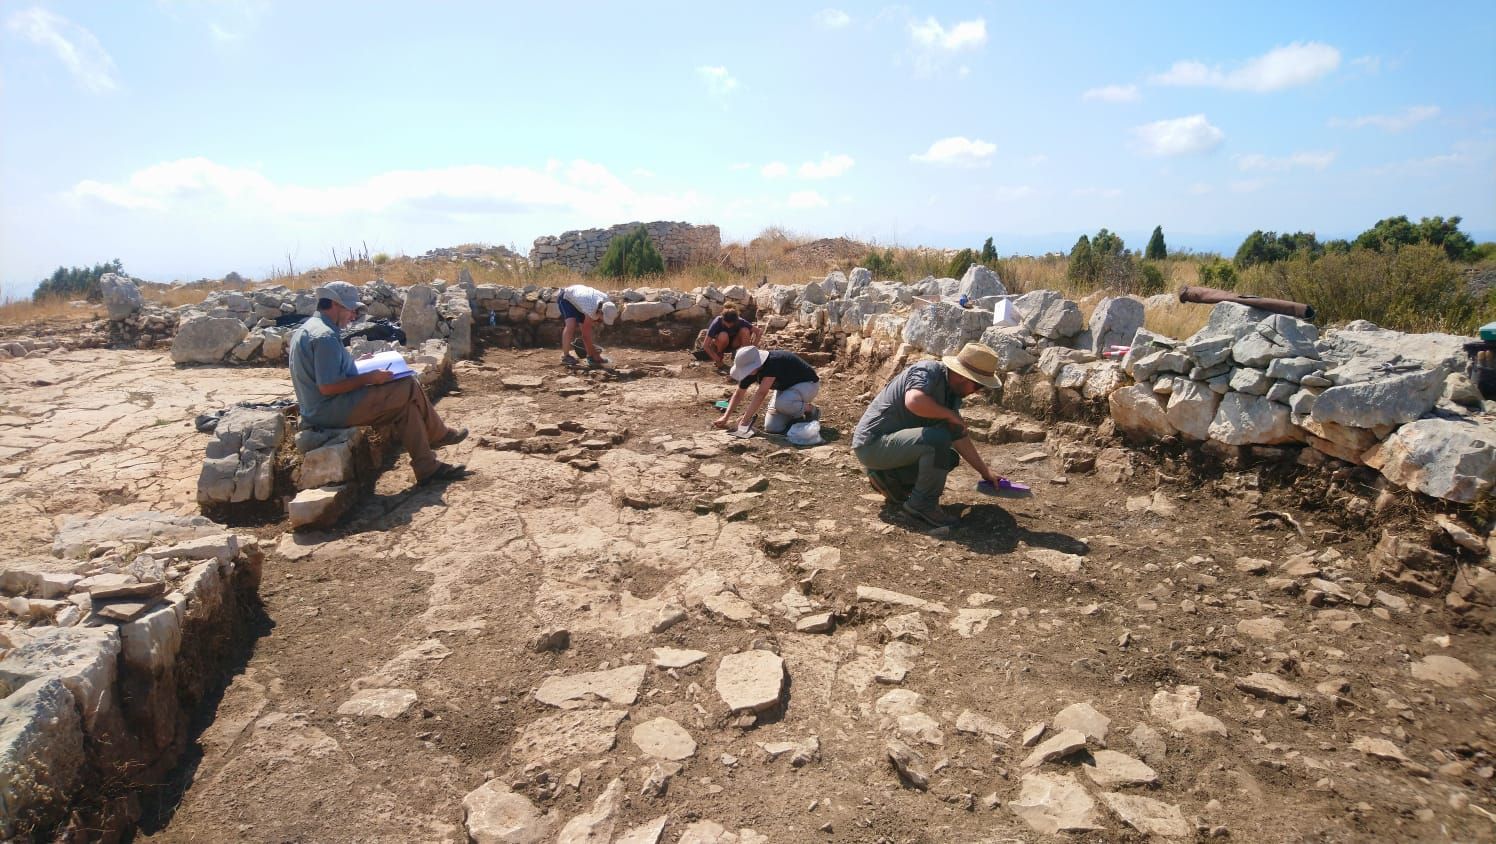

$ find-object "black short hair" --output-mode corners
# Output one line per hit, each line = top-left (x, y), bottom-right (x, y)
(316, 297), (334, 311)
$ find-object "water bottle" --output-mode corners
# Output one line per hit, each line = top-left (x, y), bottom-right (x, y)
(488, 311), (496, 326)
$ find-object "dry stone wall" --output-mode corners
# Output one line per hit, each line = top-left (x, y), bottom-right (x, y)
(0, 518), (262, 838)
(528, 221), (720, 272)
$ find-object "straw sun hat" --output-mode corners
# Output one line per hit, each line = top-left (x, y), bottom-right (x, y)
(942, 343), (1001, 388)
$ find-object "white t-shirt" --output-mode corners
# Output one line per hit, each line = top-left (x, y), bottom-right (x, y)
(563, 284), (611, 315)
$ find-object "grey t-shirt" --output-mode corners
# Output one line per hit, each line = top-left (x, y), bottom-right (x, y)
(851, 360), (962, 448)
(288, 313), (363, 427)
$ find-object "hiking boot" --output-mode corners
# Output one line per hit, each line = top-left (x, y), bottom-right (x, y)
(419, 462), (468, 486)
(902, 499), (959, 528)
(587, 355), (609, 369)
(867, 471), (905, 505)
(435, 427), (468, 448)
(561, 353), (580, 367)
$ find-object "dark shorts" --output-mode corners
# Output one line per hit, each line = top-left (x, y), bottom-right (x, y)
(558, 296), (585, 322)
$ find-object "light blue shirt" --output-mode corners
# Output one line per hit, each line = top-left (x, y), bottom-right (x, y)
(288, 313), (363, 426)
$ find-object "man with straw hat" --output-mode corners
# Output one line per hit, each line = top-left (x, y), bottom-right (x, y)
(851, 342), (1012, 527)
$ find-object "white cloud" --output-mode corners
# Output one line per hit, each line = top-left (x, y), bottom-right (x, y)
(1329, 105), (1439, 132)
(1082, 84), (1140, 103)
(157, 0), (269, 43)
(1151, 42), (1340, 92)
(1131, 114), (1225, 157)
(6, 7), (118, 93)
(786, 190), (828, 209)
(696, 65), (739, 96)
(798, 153), (855, 179)
(993, 185), (1034, 201)
(814, 8), (851, 29)
(1235, 150), (1337, 171)
(760, 161), (789, 178)
(909, 16), (986, 51)
(1071, 187), (1122, 199)
(910, 136), (996, 166)
(68, 157), (701, 221)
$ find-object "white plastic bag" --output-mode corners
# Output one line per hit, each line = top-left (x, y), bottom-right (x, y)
(992, 297), (1018, 327)
(786, 420), (823, 446)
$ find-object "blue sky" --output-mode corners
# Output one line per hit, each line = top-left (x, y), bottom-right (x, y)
(2, 1), (1493, 293)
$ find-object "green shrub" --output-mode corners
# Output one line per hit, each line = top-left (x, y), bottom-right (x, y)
(596, 226), (665, 278)
(979, 237), (998, 265)
(1137, 262), (1166, 295)
(946, 248), (975, 279)
(1067, 235), (1095, 284)
(372, 252), (390, 265)
(33, 259), (124, 302)
(1475, 242), (1496, 262)
(1354, 215), (1477, 262)
(863, 248), (900, 280)
(1145, 226), (1167, 260)
(1197, 259), (1237, 289)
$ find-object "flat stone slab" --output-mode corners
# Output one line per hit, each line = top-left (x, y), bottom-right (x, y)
(1149, 685), (1228, 736)
(1410, 655), (1478, 688)
(1010, 772), (1103, 835)
(337, 688), (417, 719)
(1083, 750), (1159, 787)
(799, 546), (842, 570)
(1100, 792), (1190, 838)
(1053, 702), (1110, 746)
(500, 375), (545, 389)
(652, 647), (708, 669)
(950, 608), (1001, 637)
(461, 781), (550, 843)
(535, 665), (646, 709)
(511, 709), (627, 765)
(1022, 728), (1088, 768)
(715, 650), (786, 713)
(631, 717), (697, 761)
(855, 585), (949, 614)
(954, 710), (1013, 741)
(1026, 549), (1084, 574)
(1236, 617), (1286, 641)
(794, 611), (834, 633)
(1235, 672), (1303, 702)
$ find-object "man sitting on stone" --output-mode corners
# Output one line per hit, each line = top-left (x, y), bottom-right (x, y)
(698, 305), (762, 368)
(712, 346), (820, 434)
(851, 342), (1005, 527)
(289, 281), (468, 486)
(558, 283), (617, 368)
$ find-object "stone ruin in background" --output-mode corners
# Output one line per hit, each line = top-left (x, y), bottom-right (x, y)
(529, 220), (721, 273)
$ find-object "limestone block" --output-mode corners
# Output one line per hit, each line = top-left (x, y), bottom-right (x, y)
(1228, 367), (1270, 395)
(1110, 385), (1175, 441)
(1165, 379), (1221, 441)
(979, 326), (1036, 372)
(401, 284), (440, 347)
(1086, 296), (1143, 356)
(171, 315), (248, 364)
(1310, 369), (1445, 429)
(288, 485), (352, 529)
(0, 627), (120, 733)
(958, 264), (1006, 299)
(620, 301), (674, 322)
(902, 301), (990, 356)
(1208, 393), (1299, 446)
(118, 594), (185, 674)
(229, 334), (263, 361)
(297, 441), (356, 489)
(100, 273), (144, 320)
(1016, 290), (1083, 340)
(1363, 416), (1496, 503)
(0, 677), (85, 839)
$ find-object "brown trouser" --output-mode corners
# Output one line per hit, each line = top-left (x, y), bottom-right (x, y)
(344, 377), (450, 480)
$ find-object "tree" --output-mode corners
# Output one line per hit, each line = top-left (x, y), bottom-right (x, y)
(1067, 235), (1096, 284)
(946, 248), (975, 279)
(596, 226), (664, 278)
(980, 237), (998, 265)
(1145, 226), (1167, 260)
(32, 259), (124, 302)
(1092, 228), (1125, 257)
(1353, 215), (1476, 262)
(1233, 230), (1320, 268)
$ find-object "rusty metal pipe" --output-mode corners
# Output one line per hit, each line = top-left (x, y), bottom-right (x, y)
(1178, 285), (1315, 320)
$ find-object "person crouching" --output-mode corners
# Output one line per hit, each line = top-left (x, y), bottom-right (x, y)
(700, 306), (763, 368)
(712, 346), (820, 434)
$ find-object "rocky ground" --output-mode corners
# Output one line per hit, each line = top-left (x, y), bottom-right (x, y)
(2, 346), (1492, 843)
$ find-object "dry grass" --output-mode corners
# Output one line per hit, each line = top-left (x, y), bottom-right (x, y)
(0, 296), (100, 327)
(1144, 299), (1212, 339)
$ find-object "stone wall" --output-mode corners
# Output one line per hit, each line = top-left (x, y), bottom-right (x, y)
(528, 221), (720, 272)
(0, 517), (262, 838)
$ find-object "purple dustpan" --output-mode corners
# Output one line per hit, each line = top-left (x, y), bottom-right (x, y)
(978, 478), (1032, 498)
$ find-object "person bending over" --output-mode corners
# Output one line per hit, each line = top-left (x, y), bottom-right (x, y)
(850, 342), (1006, 527)
(288, 281), (467, 486)
(558, 283), (616, 367)
(713, 346), (820, 434)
